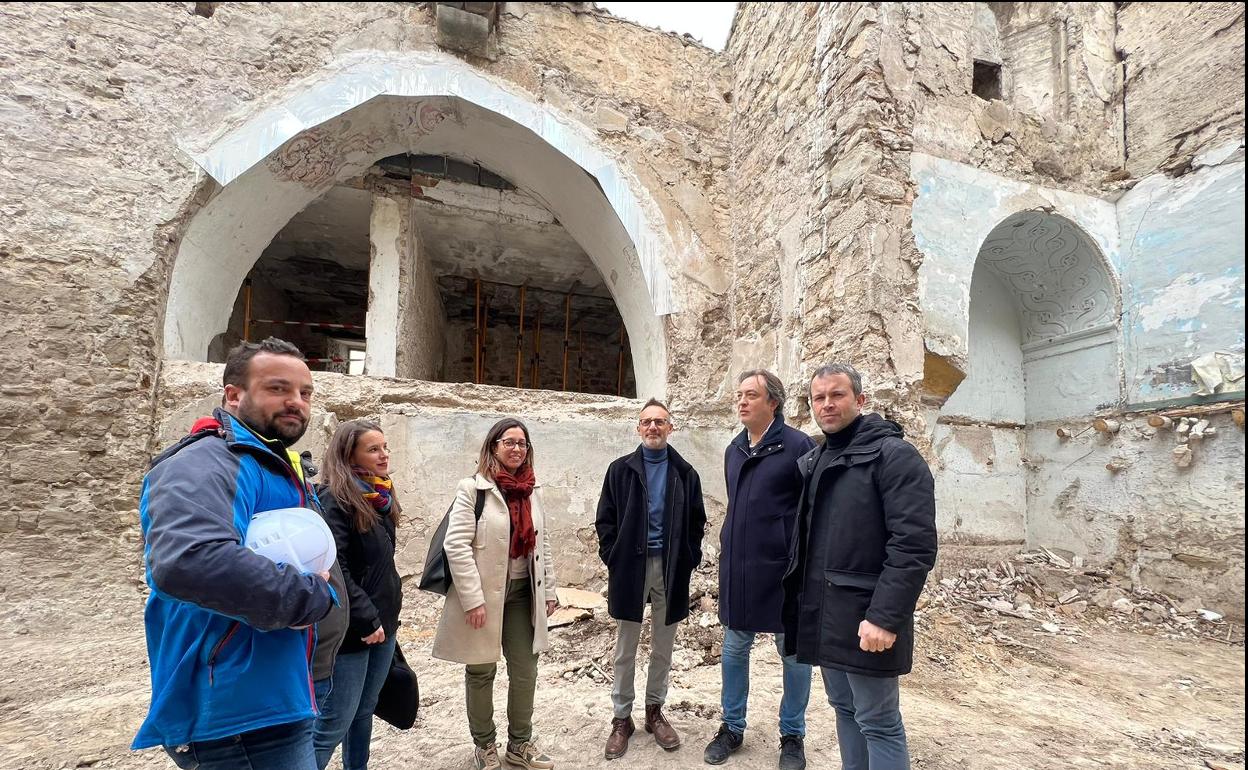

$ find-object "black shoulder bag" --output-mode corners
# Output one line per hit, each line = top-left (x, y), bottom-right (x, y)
(417, 488), (486, 596)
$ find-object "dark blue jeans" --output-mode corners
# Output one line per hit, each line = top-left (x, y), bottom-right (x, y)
(720, 629), (812, 737)
(162, 719), (316, 770)
(821, 668), (909, 770)
(313, 636), (396, 770)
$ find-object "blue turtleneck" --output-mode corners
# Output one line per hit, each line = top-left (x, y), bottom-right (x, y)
(642, 445), (669, 553)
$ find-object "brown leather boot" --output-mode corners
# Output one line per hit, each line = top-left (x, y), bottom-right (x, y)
(645, 704), (681, 750)
(604, 716), (634, 760)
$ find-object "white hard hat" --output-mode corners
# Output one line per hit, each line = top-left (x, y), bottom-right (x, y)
(245, 507), (336, 574)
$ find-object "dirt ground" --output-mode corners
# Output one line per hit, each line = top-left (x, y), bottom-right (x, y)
(0, 574), (1243, 770)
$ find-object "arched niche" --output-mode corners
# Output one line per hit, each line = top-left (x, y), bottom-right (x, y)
(164, 52), (681, 397)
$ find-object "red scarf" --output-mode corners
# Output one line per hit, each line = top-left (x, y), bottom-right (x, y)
(494, 465), (536, 559)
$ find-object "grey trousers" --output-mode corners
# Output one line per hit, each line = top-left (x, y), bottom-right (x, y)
(611, 555), (680, 718)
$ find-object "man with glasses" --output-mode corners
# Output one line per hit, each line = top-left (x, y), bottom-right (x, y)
(596, 398), (707, 760)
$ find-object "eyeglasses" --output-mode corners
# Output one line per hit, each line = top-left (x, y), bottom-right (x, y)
(638, 418), (670, 428)
(496, 438), (529, 451)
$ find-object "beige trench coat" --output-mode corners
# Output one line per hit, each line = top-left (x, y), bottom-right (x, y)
(431, 473), (558, 665)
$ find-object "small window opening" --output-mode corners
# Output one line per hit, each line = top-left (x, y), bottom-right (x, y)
(973, 60), (1003, 101)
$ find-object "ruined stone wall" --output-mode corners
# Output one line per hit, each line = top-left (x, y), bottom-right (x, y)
(153, 361), (732, 600)
(908, 2), (1123, 191)
(1026, 410), (1245, 617)
(723, 2), (820, 401)
(0, 2), (730, 613)
(1117, 2), (1246, 178)
(726, 3), (927, 430)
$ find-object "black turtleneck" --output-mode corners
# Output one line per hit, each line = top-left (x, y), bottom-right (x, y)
(821, 413), (863, 460)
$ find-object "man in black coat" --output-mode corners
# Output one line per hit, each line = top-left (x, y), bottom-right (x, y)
(782, 364), (937, 770)
(596, 398), (707, 760)
(704, 370), (816, 770)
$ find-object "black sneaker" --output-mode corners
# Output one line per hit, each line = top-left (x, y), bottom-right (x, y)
(778, 734), (806, 770)
(703, 723), (744, 765)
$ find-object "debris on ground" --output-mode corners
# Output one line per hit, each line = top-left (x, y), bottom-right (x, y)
(917, 549), (1244, 648)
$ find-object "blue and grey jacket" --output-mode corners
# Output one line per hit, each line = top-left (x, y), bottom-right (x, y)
(132, 408), (336, 750)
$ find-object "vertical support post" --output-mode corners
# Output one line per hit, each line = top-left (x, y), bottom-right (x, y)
(577, 329), (585, 392)
(474, 278), (482, 384)
(481, 294), (491, 384)
(531, 307), (542, 389)
(515, 285), (526, 389)
(561, 293), (572, 391)
(616, 323), (627, 396)
(242, 279), (253, 343)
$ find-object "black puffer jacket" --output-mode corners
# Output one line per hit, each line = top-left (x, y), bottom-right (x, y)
(318, 485), (402, 656)
(781, 414), (937, 677)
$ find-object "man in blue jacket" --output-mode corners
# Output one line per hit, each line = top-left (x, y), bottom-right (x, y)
(705, 370), (816, 770)
(133, 337), (337, 769)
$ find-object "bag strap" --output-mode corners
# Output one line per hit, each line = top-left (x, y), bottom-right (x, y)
(473, 488), (485, 521)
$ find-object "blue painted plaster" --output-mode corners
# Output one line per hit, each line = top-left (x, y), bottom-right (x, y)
(1118, 160), (1247, 402)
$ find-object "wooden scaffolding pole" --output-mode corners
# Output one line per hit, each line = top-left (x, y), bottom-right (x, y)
(561, 293), (572, 391)
(531, 307), (543, 389)
(481, 293), (491, 384)
(576, 329), (585, 392)
(473, 278), (482, 383)
(616, 323), (627, 396)
(242, 279), (253, 343)
(515, 286), (527, 389)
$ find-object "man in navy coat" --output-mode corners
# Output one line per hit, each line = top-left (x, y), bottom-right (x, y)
(705, 370), (816, 770)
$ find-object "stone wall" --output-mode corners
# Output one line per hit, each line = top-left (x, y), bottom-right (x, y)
(0, 0), (1242, 619)
(909, 2), (1123, 192)
(726, 3), (927, 431)
(0, 2), (731, 612)
(396, 202), (446, 382)
(152, 361), (733, 595)
(1025, 410), (1245, 616)
(1117, 1), (1246, 178)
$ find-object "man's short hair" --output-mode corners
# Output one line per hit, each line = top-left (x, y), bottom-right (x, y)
(737, 369), (786, 416)
(223, 337), (305, 388)
(641, 397), (671, 417)
(809, 362), (864, 397)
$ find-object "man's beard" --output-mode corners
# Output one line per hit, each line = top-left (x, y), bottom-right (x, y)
(238, 400), (308, 446)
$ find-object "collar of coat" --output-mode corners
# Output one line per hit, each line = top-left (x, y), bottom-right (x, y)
(731, 414), (787, 453)
(796, 412), (905, 479)
(624, 443), (693, 477)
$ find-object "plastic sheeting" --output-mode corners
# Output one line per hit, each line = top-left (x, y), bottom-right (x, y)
(1190, 351), (1246, 396)
(183, 50), (677, 315)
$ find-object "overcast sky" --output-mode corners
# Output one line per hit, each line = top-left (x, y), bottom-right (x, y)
(597, 2), (739, 51)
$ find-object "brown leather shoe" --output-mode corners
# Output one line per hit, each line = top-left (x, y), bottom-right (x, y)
(605, 716), (634, 760)
(645, 704), (681, 750)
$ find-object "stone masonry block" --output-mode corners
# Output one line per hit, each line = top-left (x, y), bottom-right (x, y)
(436, 3), (493, 57)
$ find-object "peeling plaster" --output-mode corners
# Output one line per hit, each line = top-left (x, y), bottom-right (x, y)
(911, 152), (1119, 365)
(1136, 273), (1242, 332)
(1117, 149), (1246, 402)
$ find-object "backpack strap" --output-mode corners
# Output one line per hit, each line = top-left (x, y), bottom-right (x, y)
(473, 488), (486, 521)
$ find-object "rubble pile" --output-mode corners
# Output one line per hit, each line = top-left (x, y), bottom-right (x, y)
(918, 548), (1243, 646)
(542, 547), (1243, 688)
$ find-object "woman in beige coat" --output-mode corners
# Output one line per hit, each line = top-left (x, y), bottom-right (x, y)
(433, 417), (558, 770)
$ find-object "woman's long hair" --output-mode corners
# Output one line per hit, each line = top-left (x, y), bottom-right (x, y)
(323, 419), (401, 534)
(475, 417), (536, 480)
